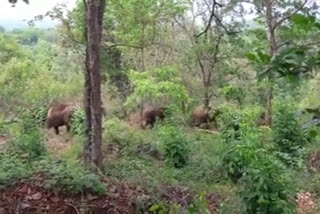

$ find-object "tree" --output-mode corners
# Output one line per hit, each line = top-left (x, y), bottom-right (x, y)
(10, 0), (106, 170)
(83, 0), (106, 170)
(244, 0), (318, 125)
(175, 0), (242, 110)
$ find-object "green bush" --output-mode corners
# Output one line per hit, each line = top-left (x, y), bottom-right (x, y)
(103, 117), (145, 147)
(70, 108), (85, 136)
(0, 152), (32, 189)
(218, 104), (263, 143)
(273, 98), (309, 166)
(156, 124), (189, 168)
(36, 159), (105, 195)
(239, 152), (295, 214)
(222, 124), (295, 213)
(222, 128), (264, 182)
(10, 112), (46, 159)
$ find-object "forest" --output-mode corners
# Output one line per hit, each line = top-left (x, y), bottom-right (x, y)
(0, 0), (320, 213)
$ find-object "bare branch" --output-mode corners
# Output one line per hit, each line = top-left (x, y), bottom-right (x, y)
(195, 0), (240, 38)
(196, 0), (217, 38)
(207, 31), (222, 85)
(272, 0), (309, 31)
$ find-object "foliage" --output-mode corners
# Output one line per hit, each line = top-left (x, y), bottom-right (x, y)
(0, 116), (5, 134)
(222, 125), (295, 213)
(0, 152), (105, 195)
(222, 127), (266, 182)
(259, 46), (320, 81)
(103, 117), (146, 147)
(272, 97), (310, 167)
(239, 151), (295, 214)
(125, 65), (191, 110)
(218, 104), (264, 143)
(0, 34), (25, 63)
(156, 124), (189, 168)
(149, 193), (210, 213)
(9, 112), (46, 159)
(36, 158), (105, 195)
(108, 0), (186, 46)
(70, 108), (85, 136)
(0, 152), (31, 189)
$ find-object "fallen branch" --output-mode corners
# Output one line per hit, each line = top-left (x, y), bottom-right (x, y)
(194, 128), (219, 135)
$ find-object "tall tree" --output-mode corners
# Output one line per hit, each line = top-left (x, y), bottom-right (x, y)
(175, 0), (242, 110)
(83, 0), (106, 170)
(10, 0), (106, 170)
(246, 0), (314, 125)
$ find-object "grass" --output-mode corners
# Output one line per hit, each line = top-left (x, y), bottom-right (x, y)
(102, 122), (235, 199)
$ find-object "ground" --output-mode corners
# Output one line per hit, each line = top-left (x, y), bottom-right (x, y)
(0, 119), (319, 213)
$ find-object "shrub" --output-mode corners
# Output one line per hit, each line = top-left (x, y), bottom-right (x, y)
(218, 104), (263, 143)
(70, 108), (85, 136)
(222, 125), (295, 213)
(156, 124), (189, 168)
(273, 98), (309, 166)
(0, 152), (32, 189)
(239, 152), (295, 214)
(10, 112), (46, 159)
(36, 159), (105, 195)
(222, 128), (264, 182)
(103, 117), (145, 147)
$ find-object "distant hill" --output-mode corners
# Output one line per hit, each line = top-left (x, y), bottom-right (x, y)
(0, 19), (56, 31)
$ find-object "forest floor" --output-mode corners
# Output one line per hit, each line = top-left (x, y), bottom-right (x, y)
(0, 123), (319, 213)
(0, 126), (221, 214)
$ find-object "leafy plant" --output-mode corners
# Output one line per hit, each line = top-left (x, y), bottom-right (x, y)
(272, 98), (309, 167)
(103, 117), (145, 147)
(156, 124), (189, 168)
(70, 108), (85, 136)
(222, 125), (295, 213)
(36, 158), (105, 195)
(0, 152), (32, 189)
(10, 111), (46, 159)
(239, 152), (295, 214)
(222, 128), (264, 182)
(125, 65), (191, 112)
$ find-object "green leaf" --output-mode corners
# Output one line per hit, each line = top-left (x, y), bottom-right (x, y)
(290, 14), (311, 25)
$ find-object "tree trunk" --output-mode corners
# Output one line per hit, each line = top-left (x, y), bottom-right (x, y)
(83, 0), (92, 166)
(204, 83), (210, 110)
(140, 101), (144, 128)
(264, 0), (278, 126)
(84, 0), (106, 170)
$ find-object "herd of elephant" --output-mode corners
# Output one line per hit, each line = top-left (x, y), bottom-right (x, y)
(45, 103), (320, 135)
(45, 103), (220, 135)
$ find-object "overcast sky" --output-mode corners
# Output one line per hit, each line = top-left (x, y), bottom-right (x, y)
(0, 0), (319, 30)
(0, 0), (76, 29)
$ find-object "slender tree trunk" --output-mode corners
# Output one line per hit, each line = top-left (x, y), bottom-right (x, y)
(83, 0), (92, 166)
(84, 0), (106, 170)
(139, 47), (146, 126)
(204, 84), (210, 110)
(140, 101), (144, 128)
(264, 0), (278, 126)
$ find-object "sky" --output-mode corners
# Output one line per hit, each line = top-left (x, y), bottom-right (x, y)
(0, 0), (77, 30)
(0, 0), (319, 30)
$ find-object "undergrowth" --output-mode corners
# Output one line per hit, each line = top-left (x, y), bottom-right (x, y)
(0, 151), (105, 195)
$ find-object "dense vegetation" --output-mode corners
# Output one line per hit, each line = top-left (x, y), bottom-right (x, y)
(0, 0), (320, 213)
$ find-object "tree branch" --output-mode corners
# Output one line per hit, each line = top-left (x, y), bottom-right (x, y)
(195, 0), (240, 38)
(195, 0), (219, 38)
(272, 0), (309, 31)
